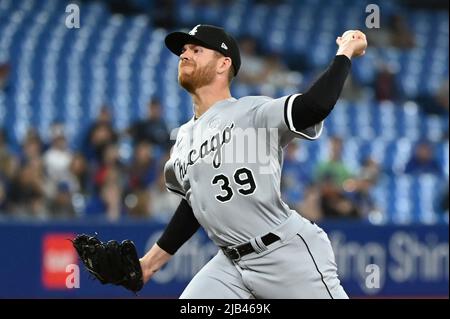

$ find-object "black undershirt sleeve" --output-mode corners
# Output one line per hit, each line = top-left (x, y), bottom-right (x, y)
(156, 199), (201, 255)
(289, 55), (351, 131)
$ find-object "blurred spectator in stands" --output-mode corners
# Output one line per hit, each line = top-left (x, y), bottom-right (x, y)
(125, 141), (157, 218)
(357, 13), (415, 50)
(359, 157), (381, 183)
(84, 106), (118, 163)
(404, 141), (442, 175)
(152, 0), (175, 29)
(434, 78), (449, 113)
(128, 141), (157, 190)
(68, 153), (90, 195)
(149, 164), (180, 221)
(374, 62), (399, 101)
(281, 142), (311, 209)
(366, 28), (391, 49)
(125, 190), (151, 219)
(0, 129), (11, 214)
(436, 78), (449, 112)
(0, 179), (6, 214)
(0, 129), (9, 158)
(0, 63), (10, 92)
(344, 157), (381, 218)
(129, 99), (171, 150)
(340, 74), (365, 102)
(260, 53), (303, 95)
(0, 129), (19, 213)
(315, 137), (359, 219)
(66, 153), (90, 216)
(389, 14), (416, 49)
(47, 181), (76, 219)
(7, 162), (47, 219)
(43, 124), (73, 200)
(297, 185), (323, 222)
(0, 129), (18, 182)
(24, 127), (41, 142)
(20, 129), (43, 165)
(418, 78), (449, 116)
(236, 36), (267, 86)
(238, 37), (303, 95)
(94, 143), (124, 221)
(18, 131), (46, 219)
(318, 175), (360, 219)
(315, 137), (353, 187)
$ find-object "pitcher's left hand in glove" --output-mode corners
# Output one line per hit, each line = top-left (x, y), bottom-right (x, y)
(72, 234), (144, 293)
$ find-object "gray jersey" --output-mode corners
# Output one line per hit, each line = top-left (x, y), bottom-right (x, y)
(164, 95), (323, 247)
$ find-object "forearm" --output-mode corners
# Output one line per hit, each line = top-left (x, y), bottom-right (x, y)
(304, 54), (352, 111)
(140, 243), (172, 284)
(290, 55), (351, 130)
(140, 199), (200, 284)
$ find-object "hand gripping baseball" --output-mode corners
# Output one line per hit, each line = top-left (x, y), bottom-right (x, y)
(336, 30), (368, 58)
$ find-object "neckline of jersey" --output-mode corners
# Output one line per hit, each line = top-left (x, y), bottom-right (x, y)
(192, 97), (237, 122)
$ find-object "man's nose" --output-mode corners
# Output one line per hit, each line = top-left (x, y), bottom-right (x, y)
(180, 49), (192, 61)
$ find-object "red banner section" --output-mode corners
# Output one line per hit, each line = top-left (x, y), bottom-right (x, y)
(42, 233), (76, 289)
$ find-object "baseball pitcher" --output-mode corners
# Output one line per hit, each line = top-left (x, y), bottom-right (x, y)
(137, 25), (367, 298)
(122, 25), (367, 298)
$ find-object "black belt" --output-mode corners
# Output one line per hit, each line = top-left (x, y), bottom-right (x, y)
(222, 233), (280, 261)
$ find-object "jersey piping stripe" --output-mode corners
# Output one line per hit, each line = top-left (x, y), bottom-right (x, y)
(284, 94), (324, 140)
(254, 237), (264, 251)
(167, 186), (186, 197)
(296, 234), (334, 299)
(284, 93), (301, 132)
(283, 94), (292, 134)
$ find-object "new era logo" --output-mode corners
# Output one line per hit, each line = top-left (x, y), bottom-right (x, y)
(221, 42), (228, 50)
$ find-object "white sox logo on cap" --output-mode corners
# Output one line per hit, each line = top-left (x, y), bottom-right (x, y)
(189, 24), (200, 35)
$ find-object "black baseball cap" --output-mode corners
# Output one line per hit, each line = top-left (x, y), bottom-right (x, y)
(165, 24), (241, 76)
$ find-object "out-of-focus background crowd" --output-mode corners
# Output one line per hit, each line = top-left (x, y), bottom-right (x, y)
(0, 0), (448, 298)
(0, 0), (447, 225)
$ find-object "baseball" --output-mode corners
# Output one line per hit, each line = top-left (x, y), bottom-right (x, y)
(342, 30), (357, 39)
(339, 30), (367, 56)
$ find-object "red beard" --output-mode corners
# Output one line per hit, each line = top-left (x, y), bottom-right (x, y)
(178, 60), (216, 93)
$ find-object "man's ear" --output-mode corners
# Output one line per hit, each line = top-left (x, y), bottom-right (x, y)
(217, 57), (232, 75)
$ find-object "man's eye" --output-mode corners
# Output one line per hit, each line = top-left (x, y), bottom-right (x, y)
(194, 49), (200, 53)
